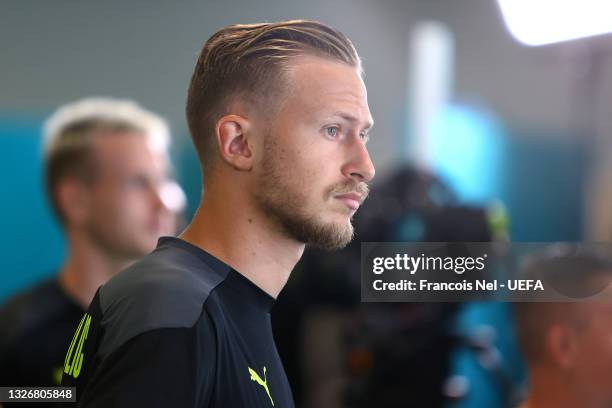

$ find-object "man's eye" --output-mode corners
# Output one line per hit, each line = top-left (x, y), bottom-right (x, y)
(360, 131), (370, 143)
(126, 177), (149, 189)
(326, 127), (339, 138)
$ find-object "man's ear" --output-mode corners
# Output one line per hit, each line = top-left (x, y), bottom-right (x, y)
(215, 114), (254, 171)
(547, 323), (578, 369)
(56, 179), (91, 226)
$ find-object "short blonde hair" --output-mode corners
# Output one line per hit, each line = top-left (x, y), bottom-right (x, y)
(43, 97), (170, 222)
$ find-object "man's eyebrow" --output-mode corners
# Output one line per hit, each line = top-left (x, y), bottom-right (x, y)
(330, 111), (374, 130)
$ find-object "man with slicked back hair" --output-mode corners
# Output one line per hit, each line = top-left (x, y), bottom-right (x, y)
(62, 20), (375, 407)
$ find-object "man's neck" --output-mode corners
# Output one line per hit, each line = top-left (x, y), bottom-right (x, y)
(522, 367), (591, 408)
(180, 192), (304, 299)
(58, 233), (132, 309)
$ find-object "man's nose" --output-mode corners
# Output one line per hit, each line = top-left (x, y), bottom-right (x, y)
(157, 181), (187, 213)
(341, 137), (375, 183)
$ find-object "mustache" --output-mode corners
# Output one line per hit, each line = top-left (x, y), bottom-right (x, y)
(329, 181), (370, 203)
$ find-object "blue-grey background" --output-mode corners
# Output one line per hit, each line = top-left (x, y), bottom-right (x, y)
(3, 0), (609, 301)
(2, 2), (612, 407)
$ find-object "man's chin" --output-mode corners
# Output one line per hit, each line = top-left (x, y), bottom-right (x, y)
(259, 199), (354, 250)
(301, 220), (354, 251)
(129, 237), (160, 257)
(331, 198), (358, 216)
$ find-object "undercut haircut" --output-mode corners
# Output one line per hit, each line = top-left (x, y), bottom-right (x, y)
(43, 97), (170, 224)
(185, 19), (362, 176)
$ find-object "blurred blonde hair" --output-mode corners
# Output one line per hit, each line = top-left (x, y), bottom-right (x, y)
(43, 97), (171, 222)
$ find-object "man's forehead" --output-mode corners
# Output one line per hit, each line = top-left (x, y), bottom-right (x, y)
(91, 130), (166, 156)
(286, 57), (372, 125)
(90, 131), (168, 172)
(309, 92), (373, 129)
(289, 56), (366, 92)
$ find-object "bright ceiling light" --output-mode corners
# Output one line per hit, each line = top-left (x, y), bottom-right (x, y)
(497, 0), (612, 46)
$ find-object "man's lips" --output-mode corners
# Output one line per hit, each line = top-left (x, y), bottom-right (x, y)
(334, 192), (363, 210)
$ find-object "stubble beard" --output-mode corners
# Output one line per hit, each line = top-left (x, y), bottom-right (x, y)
(255, 135), (367, 251)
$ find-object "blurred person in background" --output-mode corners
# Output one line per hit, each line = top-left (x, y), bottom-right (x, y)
(0, 97), (185, 394)
(514, 245), (612, 408)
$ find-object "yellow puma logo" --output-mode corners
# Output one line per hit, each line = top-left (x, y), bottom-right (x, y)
(248, 366), (274, 406)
